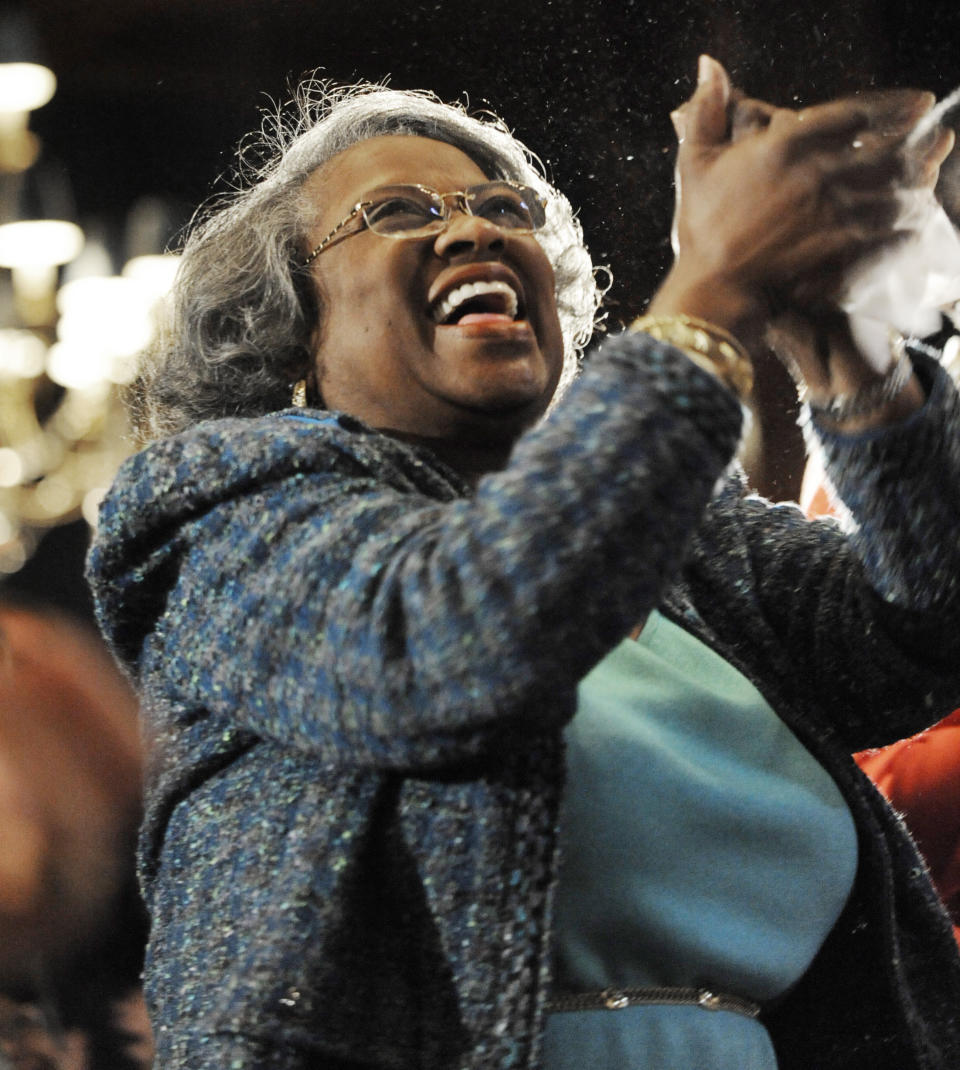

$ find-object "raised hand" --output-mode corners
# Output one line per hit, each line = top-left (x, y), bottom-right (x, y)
(648, 55), (941, 342)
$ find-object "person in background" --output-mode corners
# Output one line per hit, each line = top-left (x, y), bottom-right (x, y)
(0, 603), (150, 1070)
(801, 388), (960, 953)
(855, 711), (960, 948)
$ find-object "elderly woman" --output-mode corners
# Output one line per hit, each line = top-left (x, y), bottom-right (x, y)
(88, 56), (960, 1069)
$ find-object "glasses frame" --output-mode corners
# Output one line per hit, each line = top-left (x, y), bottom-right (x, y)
(302, 181), (547, 266)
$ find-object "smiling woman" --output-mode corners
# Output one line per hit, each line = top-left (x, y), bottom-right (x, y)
(300, 136), (566, 471)
(86, 64), (960, 1070)
(130, 82), (601, 442)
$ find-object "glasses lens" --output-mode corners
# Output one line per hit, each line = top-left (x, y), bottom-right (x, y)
(468, 183), (546, 231)
(364, 187), (446, 236)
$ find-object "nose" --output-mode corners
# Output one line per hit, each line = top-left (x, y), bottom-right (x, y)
(432, 209), (506, 259)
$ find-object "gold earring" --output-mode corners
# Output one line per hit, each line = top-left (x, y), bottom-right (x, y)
(292, 379), (308, 408)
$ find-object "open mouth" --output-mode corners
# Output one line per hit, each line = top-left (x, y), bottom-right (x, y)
(431, 280), (523, 326)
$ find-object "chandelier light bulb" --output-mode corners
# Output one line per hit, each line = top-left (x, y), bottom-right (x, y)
(0, 220), (84, 269)
(0, 63), (56, 114)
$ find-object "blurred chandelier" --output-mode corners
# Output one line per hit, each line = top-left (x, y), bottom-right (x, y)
(0, 54), (174, 574)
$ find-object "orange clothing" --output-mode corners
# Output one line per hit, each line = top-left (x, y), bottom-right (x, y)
(855, 710), (960, 947)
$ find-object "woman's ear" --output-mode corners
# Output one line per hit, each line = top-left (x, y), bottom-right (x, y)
(297, 256), (326, 391)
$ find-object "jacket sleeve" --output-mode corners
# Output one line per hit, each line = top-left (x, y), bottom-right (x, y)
(137, 333), (745, 769)
(685, 351), (960, 751)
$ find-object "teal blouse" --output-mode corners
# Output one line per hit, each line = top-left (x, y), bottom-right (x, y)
(544, 610), (859, 1069)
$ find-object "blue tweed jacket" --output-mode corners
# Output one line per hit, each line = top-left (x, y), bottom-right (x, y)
(88, 333), (960, 1069)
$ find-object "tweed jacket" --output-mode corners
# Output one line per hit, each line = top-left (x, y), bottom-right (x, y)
(88, 332), (960, 1069)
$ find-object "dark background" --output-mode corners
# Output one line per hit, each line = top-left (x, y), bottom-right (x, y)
(6, 0), (960, 619)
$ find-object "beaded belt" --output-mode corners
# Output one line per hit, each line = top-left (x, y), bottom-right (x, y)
(545, 986), (762, 1020)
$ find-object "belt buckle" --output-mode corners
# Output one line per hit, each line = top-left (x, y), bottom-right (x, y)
(697, 990), (723, 1011)
(602, 988), (630, 1010)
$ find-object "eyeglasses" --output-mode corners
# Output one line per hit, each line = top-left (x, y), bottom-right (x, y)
(302, 181), (547, 265)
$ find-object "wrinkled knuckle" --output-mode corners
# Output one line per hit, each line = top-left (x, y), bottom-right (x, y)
(834, 101), (870, 129)
(770, 108), (802, 137)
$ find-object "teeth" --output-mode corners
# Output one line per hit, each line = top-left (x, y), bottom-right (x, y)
(433, 279), (519, 323)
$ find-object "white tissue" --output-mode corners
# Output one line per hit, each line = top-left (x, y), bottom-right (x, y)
(840, 187), (960, 372)
(837, 85), (960, 372)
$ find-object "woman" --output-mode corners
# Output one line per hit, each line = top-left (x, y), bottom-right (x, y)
(87, 57), (960, 1068)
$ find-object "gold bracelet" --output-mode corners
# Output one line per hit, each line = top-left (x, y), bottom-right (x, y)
(629, 314), (754, 401)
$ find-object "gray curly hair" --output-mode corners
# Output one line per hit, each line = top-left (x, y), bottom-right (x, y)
(132, 81), (605, 441)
